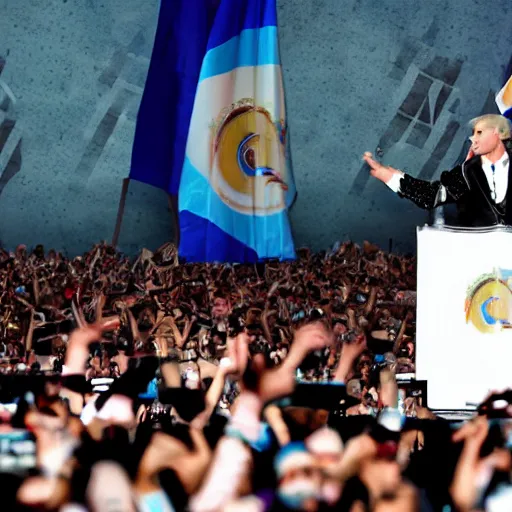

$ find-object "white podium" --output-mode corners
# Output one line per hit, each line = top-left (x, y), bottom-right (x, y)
(416, 225), (512, 411)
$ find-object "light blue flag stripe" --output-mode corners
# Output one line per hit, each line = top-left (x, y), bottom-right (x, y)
(199, 26), (280, 82)
(179, 156), (296, 260)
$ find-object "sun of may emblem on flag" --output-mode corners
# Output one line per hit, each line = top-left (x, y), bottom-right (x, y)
(209, 97), (289, 215)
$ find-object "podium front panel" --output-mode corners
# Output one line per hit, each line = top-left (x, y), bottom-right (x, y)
(416, 226), (512, 410)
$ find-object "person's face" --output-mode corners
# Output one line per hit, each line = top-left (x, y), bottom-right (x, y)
(279, 465), (323, 512)
(347, 380), (362, 399)
(333, 322), (347, 336)
(280, 465), (322, 486)
(470, 122), (503, 156)
(359, 362), (370, 380)
(360, 458), (401, 500)
(44, 381), (61, 397)
(212, 297), (229, 318)
(212, 334), (223, 345)
(359, 355), (371, 365)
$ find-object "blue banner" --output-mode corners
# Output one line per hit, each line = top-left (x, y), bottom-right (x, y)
(130, 0), (296, 263)
(130, 0), (220, 195)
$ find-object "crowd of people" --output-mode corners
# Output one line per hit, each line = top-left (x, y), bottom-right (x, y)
(0, 241), (417, 376)
(0, 241), (509, 511)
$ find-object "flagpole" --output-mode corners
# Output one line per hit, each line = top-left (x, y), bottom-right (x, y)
(112, 177), (130, 247)
(167, 193), (180, 247)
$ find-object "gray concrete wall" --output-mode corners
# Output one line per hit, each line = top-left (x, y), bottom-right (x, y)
(0, 0), (510, 256)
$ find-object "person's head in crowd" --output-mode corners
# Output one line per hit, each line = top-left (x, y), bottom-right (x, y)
(52, 357), (63, 373)
(306, 427), (345, 506)
(110, 360), (121, 378)
(211, 329), (227, 348)
(211, 291), (231, 319)
(43, 376), (61, 399)
(101, 352), (111, 371)
(396, 358), (415, 374)
(347, 379), (363, 400)
(358, 359), (371, 383)
(332, 319), (348, 339)
(86, 461), (137, 512)
(246, 307), (262, 327)
(403, 339), (415, 358)
(15, 362), (27, 374)
(360, 385), (379, 410)
(52, 335), (66, 353)
(359, 452), (405, 505)
(274, 442), (322, 511)
(132, 418), (210, 504)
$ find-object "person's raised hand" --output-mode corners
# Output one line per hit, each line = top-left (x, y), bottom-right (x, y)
(327, 433), (378, 481)
(379, 368), (398, 409)
(222, 332), (249, 380)
(238, 353), (293, 404)
(295, 321), (334, 351)
(341, 332), (367, 361)
(451, 417), (511, 512)
(363, 152), (402, 185)
(168, 427), (212, 495)
(243, 322), (331, 403)
(68, 317), (120, 348)
(64, 317), (120, 375)
(283, 321), (333, 371)
(452, 416), (488, 444)
(234, 323), (330, 404)
(135, 428), (210, 497)
(333, 331), (366, 383)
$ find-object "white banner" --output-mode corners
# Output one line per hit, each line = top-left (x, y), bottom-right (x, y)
(416, 226), (512, 410)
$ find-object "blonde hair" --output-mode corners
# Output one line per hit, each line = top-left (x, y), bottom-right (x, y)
(470, 114), (511, 140)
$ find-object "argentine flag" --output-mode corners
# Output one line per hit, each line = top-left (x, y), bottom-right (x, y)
(178, 0), (296, 262)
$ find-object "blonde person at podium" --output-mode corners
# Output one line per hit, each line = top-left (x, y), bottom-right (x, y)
(363, 114), (512, 227)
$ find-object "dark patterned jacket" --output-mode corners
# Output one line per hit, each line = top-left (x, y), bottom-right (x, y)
(398, 139), (512, 227)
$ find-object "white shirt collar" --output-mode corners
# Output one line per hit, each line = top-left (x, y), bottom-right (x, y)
(481, 151), (509, 168)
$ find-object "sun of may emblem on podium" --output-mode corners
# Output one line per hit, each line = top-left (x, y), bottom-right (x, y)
(465, 269), (512, 333)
